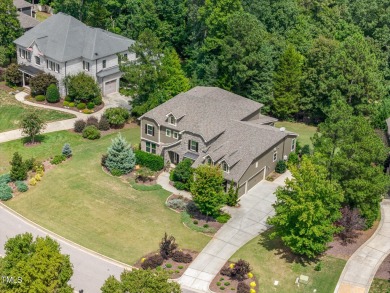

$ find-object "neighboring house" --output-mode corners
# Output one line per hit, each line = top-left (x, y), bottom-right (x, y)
(13, 13), (135, 96)
(139, 87), (298, 196)
(13, 0), (40, 31)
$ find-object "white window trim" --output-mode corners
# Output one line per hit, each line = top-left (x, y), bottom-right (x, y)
(205, 156), (214, 165)
(173, 131), (179, 139)
(166, 128), (171, 137)
(255, 162), (258, 168)
(146, 124), (154, 136)
(273, 151), (277, 162)
(291, 138), (296, 151)
(47, 60), (60, 73)
(221, 161), (229, 173)
(168, 115), (176, 126)
(83, 61), (90, 72)
(35, 56), (40, 65)
(146, 141), (157, 154)
(102, 60), (106, 69)
(190, 140), (198, 152)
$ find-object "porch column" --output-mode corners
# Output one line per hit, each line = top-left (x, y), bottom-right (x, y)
(22, 72), (25, 87)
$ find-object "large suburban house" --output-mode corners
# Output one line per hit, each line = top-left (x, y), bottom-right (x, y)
(13, 13), (135, 96)
(140, 87), (298, 196)
(13, 0), (40, 31)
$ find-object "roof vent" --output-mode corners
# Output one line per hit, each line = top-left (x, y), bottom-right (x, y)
(280, 127), (285, 132)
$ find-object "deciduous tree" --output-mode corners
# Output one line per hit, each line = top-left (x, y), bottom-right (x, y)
(20, 112), (46, 144)
(0, 0), (22, 61)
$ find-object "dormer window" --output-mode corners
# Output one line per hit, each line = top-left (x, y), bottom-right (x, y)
(205, 156), (213, 165)
(168, 115), (176, 126)
(221, 161), (229, 173)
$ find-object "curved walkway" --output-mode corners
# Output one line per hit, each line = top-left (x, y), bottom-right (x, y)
(0, 203), (132, 292)
(0, 92), (107, 144)
(157, 171), (192, 199)
(178, 172), (291, 292)
(335, 199), (390, 293)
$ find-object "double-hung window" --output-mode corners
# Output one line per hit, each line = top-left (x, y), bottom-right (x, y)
(173, 131), (179, 139)
(166, 129), (171, 137)
(291, 138), (296, 151)
(145, 124), (154, 136)
(83, 61), (90, 71)
(47, 60), (60, 73)
(35, 56), (40, 65)
(19, 48), (31, 60)
(146, 141), (156, 154)
(102, 60), (106, 69)
(188, 140), (198, 152)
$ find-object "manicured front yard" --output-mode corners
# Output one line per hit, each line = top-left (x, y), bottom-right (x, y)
(230, 231), (346, 293)
(1, 128), (210, 264)
(275, 121), (317, 147)
(0, 89), (75, 133)
(370, 279), (390, 293)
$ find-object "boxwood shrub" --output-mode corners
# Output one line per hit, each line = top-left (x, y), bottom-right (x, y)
(87, 102), (95, 109)
(77, 102), (86, 110)
(35, 95), (45, 101)
(134, 150), (164, 171)
(82, 125), (101, 140)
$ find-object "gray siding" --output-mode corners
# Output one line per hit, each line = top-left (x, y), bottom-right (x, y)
(160, 126), (179, 144)
(140, 118), (159, 144)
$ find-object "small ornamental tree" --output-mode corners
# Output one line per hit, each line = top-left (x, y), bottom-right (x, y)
(30, 73), (57, 96)
(64, 72), (101, 103)
(159, 232), (178, 259)
(336, 206), (366, 243)
(45, 84), (60, 103)
(226, 181), (239, 207)
(267, 156), (344, 258)
(10, 152), (27, 181)
(20, 112), (46, 143)
(4, 63), (21, 85)
(62, 143), (72, 158)
(190, 165), (225, 217)
(105, 133), (136, 175)
(101, 269), (181, 293)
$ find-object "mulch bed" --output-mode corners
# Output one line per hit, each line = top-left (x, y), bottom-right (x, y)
(210, 261), (258, 293)
(26, 97), (105, 114)
(266, 171), (281, 181)
(376, 254), (390, 280)
(134, 250), (199, 279)
(326, 221), (379, 260)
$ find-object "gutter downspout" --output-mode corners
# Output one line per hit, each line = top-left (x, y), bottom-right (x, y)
(64, 61), (67, 96)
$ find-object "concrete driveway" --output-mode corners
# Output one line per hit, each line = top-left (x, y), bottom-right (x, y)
(178, 172), (291, 292)
(105, 92), (132, 110)
(0, 204), (132, 292)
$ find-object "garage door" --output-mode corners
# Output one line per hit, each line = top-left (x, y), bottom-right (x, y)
(247, 168), (265, 192)
(238, 183), (246, 197)
(104, 80), (117, 95)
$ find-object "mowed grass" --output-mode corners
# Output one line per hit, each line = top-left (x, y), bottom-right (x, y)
(36, 11), (51, 22)
(275, 121), (318, 147)
(370, 279), (390, 293)
(0, 89), (75, 132)
(230, 232), (346, 293)
(3, 128), (210, 264)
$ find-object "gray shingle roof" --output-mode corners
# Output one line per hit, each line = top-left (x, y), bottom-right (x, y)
(141, 86), (263, 142)
(14, 13), (135, 62)
(17, 12), (40, 30)
(13, 0), (33, 9)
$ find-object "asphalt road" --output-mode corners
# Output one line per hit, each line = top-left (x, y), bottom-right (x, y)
(0, 204), (131, 292)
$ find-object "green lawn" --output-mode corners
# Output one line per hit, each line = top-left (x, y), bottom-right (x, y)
(2, 128), (210, 264)
(230, 232), (346, 293)
(36, 11), (51, 22)
(275, 121), (318, 147)
(370, 279), (390, 293)
(0, 89), (75, 133)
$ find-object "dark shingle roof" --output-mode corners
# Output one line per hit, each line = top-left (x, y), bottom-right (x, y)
(13, 0), (33, 9)
(17, 12), (40, 29)
(141, 86), (263, 142)
(14, 13), (135, 62)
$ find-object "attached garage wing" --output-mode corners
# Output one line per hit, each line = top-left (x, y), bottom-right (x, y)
(104, 79), (118, 95)
(247, 168), (265, 192)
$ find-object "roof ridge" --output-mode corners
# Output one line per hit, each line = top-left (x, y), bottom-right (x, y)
(59, 15), (72, 62)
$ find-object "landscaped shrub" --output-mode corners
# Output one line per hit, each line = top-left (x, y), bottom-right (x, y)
(226, 180), (239, 207)
(62, 143), (72, 158)
(93, 96), (102, 105)
(98, 116), (110, 131)
(101, 154), (108, 167)
(33, 161), (45, 173)
(0, 183), (13, 201)
(82, 109), (94, 114)
(186, 201), (198, 215)
(134, 150), (164, 171)
(275, 160), (287, 174)
(5, 64), (22, 85)
(166, 198), (187, 211)
(68, 102), (75, 107)
(35, 95), (46, 102)
(15, 181), (28, 192)
(165, 263), (172, 268)
(50, 154), (66, 165)
(0, 173), (11, 185)
(172, 250), (193, 263)
(105, 134), (135, 174)
(287, 152), (299, 166)
(77, 102), (86, 110)
(29, 178), (37, 186)
(34, 174), (41, 181)
(171, 159), (194, 190)
(74, 119), (86, 133)
(237, 282), (250, 293)
(87, 102), (95, 109)
(230, 259), (251, 281)
(30, 72), (57, 96)
(216, 213), (231, 223)
(301, 144), (311, 156)
(136, 167), (154, 182)
(64, 96), (72, 102)
(159, 233), (178, 260)
(103, 107), (130, 127)
(82, 125), (101, 140)
(63, 101), (69, 107)
(110, 169), (123, 176)
(64, 72), (101, 103)
(10, 152), (27, 181)
(45, 84), (60, 103)
(86, 116), (99, 128)
(141, 254), (164, 270)
(173, 181), (187, 190)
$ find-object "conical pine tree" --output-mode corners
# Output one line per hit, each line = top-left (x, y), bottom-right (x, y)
(105, 134), (136, 175)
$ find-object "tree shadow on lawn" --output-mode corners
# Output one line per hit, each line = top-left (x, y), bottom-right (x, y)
(258, 229), (317, 267)
(21, 134), (47, 146)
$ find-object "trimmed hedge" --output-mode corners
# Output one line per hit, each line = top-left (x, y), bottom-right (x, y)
(134, 150), (164, 171)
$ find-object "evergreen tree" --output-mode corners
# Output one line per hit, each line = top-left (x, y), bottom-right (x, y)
(62, 143), (72, 158)
(272, 44), (304, 120)
(105, 134), (136, 175)
(267, 156), (344, 258)
(226, 180), (239, 207)
(9, 152), (27, 181)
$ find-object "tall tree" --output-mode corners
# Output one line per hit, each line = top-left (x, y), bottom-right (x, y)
(313, 100), (390, 227)
(0, 0), (22, 61)
(0, 233), (73, 293)
(105, 133), (136, 175)
(272, 44), (304, 119)
(267, 156), (343, 258)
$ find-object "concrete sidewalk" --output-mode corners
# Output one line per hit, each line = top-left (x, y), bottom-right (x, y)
(335, 199), (390, 293)
(179, 172), (291, 292)
(157, 171), (192, 199)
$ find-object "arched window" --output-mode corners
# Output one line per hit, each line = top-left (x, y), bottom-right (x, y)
(221, 161), (229, 173)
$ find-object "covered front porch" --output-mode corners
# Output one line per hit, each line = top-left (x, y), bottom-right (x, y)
(18, 64), (44, 88)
